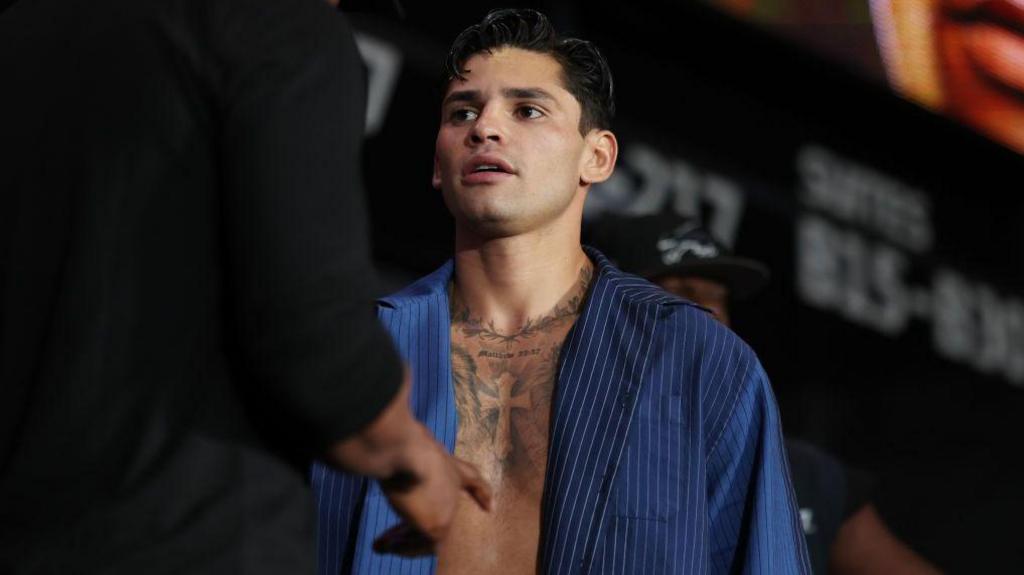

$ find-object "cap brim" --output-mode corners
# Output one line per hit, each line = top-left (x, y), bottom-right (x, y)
(650, 256), (770, 299)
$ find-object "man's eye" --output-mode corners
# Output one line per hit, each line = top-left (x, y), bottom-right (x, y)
(451, 109), (479, 122)
(516, 106), (543, 119)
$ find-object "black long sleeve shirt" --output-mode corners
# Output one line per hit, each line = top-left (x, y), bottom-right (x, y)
(0, 0), (402, 571)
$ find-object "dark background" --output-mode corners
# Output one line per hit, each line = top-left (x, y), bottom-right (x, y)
(350, 1), (1024, 571)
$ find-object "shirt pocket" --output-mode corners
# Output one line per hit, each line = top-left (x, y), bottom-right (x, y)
(609, 393), (688, 522)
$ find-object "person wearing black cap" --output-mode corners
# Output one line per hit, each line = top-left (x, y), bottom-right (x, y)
(589, 211), (943, 575)
(0, 0), (485, 573)
(587, 214), (771, 326)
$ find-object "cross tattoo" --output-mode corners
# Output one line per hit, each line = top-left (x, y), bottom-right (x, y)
(479, 371), (532, 459)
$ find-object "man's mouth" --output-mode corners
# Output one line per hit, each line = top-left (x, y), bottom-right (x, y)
(944, 0), (1024, 97)
(461, 156), (516, 184)
(463, 156), (515, 174)
(472, 164), (507, 173)
(944, 0), (1024, 31)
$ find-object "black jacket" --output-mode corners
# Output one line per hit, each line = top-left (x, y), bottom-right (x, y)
(0, 0), (401, 571)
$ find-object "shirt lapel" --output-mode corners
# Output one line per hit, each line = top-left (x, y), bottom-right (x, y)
(352, 263), (456, 574)
(539, 249), (668, 573)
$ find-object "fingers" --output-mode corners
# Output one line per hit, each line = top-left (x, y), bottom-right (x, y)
(374, 435), (493, 558)
(455, 458), (492, 512)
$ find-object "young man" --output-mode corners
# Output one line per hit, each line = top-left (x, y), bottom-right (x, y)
(589, 211), (943, 575)
(314, 9), (809, 574)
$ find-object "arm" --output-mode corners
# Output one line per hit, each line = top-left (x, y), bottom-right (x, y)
(216, 0), (403, 453)
(326, 368), (491, 550)
(212, 0), (487, 548)
(706, 361), (811, 574)
(829, 504), (943, 575)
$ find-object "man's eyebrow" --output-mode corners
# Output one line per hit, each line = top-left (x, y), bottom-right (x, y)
(442, 90), (481, 107)
(442, 87), (559, 107)
(502, 87), (557, 102)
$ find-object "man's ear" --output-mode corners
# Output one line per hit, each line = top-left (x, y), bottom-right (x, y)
(432, 154), (442, 189)
(580, 129), (618, 185)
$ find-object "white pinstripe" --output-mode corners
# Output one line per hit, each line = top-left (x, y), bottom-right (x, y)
(562, 287), (642, 568)
(583, 302), (657, 570)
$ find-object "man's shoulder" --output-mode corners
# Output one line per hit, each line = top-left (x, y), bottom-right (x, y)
(376, 260), (454, 310)
(647, 300), (768, 442)
(657, 298), (759, 366)
(584, 255), (759, 369)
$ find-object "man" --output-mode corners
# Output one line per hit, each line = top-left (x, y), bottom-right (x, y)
(314, 8), (809, 574)
(0, 0), (485, 573)
(588, 211), (943, 575)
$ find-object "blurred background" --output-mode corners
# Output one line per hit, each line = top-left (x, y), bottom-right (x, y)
(349, 1), (1022, 571)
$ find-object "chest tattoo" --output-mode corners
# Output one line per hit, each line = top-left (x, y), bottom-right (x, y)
(449, 266), (593, 486)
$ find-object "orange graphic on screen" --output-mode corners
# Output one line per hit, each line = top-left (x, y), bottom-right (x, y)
(873, 0), (1024, 154)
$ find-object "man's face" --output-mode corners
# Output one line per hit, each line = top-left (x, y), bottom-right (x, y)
(433, 47), (594, 238)
(656, 275), (731, 327)
(935, 0), (1024, 152)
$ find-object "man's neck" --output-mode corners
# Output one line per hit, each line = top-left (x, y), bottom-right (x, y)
(451, 230), (592, 334)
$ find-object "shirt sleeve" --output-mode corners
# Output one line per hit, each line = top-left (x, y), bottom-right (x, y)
(212, 0), (403, 451)
(706, 360), (812, 574)
(842, 463), (877, 521)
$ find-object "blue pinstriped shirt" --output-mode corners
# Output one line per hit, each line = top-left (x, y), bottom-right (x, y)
(312, 248), (811, 574)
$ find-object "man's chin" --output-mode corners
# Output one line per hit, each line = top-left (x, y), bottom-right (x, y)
(460, 219), (527, 241)
(453, 209), (533, 241)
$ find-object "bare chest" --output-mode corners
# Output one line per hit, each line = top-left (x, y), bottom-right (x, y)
(438, 265), (592, 572)
(437, 326), (572, 573)
(449, 332), (566, 496)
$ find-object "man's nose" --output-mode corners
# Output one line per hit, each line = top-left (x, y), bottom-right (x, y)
(468, 106), (504, 145)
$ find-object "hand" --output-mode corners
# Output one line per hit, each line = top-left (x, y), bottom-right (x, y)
(325, 368), (492, 556)
(373, 431), (491, 556)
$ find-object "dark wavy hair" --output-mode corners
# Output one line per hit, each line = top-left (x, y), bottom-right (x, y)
(443, 8), (615, 134)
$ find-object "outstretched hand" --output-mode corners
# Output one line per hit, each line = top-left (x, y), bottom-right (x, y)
(374, 439), (491, 556)
(326, 368), (491, 557)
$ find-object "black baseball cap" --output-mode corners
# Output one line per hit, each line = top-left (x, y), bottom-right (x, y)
(587, 212), (770, 299)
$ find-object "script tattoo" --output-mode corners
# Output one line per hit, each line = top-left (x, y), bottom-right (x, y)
(449, 267), (593, 487)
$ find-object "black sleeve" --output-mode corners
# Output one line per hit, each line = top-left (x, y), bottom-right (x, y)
(784, 437), (848, 573)
(213, 0), (402, 451)
(841, 464), (877, 521)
